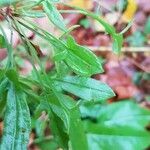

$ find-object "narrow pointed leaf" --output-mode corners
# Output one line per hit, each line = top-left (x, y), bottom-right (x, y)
(43, 0), (67, 31)
(69, 106), (89, 150)
(66, 37), (104, 76)
(0, 84), (31, 150)
(49, 111), (69, 150)
(112, 34), (123, 54)
(0, 79), (8, 97)
(53, 76), (115, 101)
(46, 90), (88, 150)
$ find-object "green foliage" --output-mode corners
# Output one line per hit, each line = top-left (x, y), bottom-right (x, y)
(53, 76), (115, 101)
(61, 7), (123, 54)
(0, 34), (6, 48)
(80, 101), (150, 150)
(0, 1), (150, 150)
(35, 138), (58, 150)
(66, 36), (104, 76)
(43, 0), (67, 31)
(0, 83), (31, 150)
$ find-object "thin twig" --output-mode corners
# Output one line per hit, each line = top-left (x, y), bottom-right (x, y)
(88, 46), (150, 52)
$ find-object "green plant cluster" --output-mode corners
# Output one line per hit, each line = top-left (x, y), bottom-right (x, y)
(0, 0), (150, 150)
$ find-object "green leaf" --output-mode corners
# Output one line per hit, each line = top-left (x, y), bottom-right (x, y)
(0, 34), (6, 48)
(53, 76), (115, 101)
(45, 92), (70, 129)
(66, 36), (104, 76)
(144, 17), (150, 35)
(52, 36), (103, 76)
(19, 10), (45, 18)
(0, 26), (14, 68)
(0, 91), (7, 118)
(34, 137), (58, 150)
(81, 101), (150, 150)
(35, 118), (47, 137)
(59, 25), (80, 39)
(86, 123), (150, 150)
(0, 79), (8, 97)
(38, 94), (69, 149)
(34, 98), (49, 119)
(49, 111), (69, 150)
(87, 11), (123, 54)
(0, 84), (31, 150)
(0, 69), (5, 80)
(68, 106), (88, 150)
(65, 8), (123, 53)
(6, 69), (20, 89)
(45, 90), (88, 150)
(17, 20), (103, 76)
(43, 0), (67, 31)
(55, 61), (71, 78)
(53, 50), (68, 62)
(0, 0), (19, 7)
(54, 93), (88, 150)
(0, 79), (8, 117)
(6, 69), (19, 82)
(112, 34), (123, 54)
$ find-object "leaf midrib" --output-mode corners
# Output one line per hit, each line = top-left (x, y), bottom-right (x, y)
(56, 79), (113, 95)
(67, 45), (100, 70)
